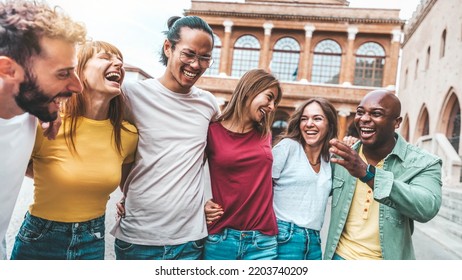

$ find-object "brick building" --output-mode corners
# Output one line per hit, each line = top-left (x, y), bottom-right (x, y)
(185, 0), (404, 139)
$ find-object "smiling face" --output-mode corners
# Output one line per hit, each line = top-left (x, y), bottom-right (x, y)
(14, 37), (82, 122)
(354, 90), (402, 150)
(299, 102), (329, 148)
(247, 85), (279, 125)
(162, 27), (213, 94)
(82, 49), (124, 97)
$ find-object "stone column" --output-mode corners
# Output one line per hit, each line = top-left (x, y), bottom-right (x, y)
(260, 22), (273, 71)
(219, 20), (233, 76)
(338, 110), (351, 140)
(341, 26), (358, 85)
(383, 29), (402, 88)
(300, 24), (315, 83)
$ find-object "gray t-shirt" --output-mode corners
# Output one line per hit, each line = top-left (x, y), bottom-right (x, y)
(112, 79), (219, 246)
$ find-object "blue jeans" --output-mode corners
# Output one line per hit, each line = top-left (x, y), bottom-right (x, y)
(204, 228), (277, 260)
(276, 220), (322, 260)
(11, 212), (105, 260)
(332, 253), (345, 260)
(114, 238), (204, 260)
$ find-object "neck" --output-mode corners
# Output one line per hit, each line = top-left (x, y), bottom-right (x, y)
(0, 90), (25, 119)
(304, 144), (322, 165)
(222, 119), (253, 133)
(158, 74), (191, 94)
(83, 93), (112, 120)
(363, 136), (396, 165)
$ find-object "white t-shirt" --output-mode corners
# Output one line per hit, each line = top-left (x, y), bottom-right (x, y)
(0, 113), (37, 259)
(112, 79), (219, 246)
(272, 138), (332, 231)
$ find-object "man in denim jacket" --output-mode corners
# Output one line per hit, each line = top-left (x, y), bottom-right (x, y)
(324, 90), (442, 260)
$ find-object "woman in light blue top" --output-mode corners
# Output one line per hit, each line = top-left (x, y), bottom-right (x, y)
(272, 97), (338, 260)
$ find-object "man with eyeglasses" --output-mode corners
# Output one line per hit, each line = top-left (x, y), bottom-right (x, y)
(111, 16), (220, 260)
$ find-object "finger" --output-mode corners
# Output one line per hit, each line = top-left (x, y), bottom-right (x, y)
(41, 122), (50, 129)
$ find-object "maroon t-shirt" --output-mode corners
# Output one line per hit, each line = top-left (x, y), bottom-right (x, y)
(206, 122), (277, 235)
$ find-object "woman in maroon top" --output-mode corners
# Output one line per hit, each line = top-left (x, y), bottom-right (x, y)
(204, 69), (282, 260)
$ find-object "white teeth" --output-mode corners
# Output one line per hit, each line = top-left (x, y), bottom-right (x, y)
(183, 70), (197, 78)
(361, 128), (374, 132)
(105, 72), (121, 81)
(259, 109), (266, 119)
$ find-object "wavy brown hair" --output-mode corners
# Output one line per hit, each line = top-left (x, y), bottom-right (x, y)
(274, 97), (338, 162)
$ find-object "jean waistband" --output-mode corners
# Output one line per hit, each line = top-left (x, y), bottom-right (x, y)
(221, 228), (272, 240)
(277, 219), (319, 235)
(25, 212), (105, 232)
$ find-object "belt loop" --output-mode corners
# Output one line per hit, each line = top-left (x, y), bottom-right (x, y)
(222, 228), (228, 240)
(290, 222), (295, 235)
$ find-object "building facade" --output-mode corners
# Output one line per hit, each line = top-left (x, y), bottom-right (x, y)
(399, 0), (462, 185)
(185, 0), (404, 139)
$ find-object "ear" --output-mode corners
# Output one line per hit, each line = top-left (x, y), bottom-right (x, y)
(163, 39), (172, 58)
(394, 116), (403, 129)
(0, 56), (16, 78)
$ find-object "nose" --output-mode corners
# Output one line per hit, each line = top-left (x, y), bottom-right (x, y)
(67, 70), (83, 93)
(360, 112), (371, 122)
(189, 58), (201, 69)
(268, 100), (275, 111)
(113, 57), (123, 68)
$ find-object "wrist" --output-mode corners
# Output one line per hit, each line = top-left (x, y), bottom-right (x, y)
(359, 164), (375, 183)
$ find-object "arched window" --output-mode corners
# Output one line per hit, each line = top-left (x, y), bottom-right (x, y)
(231, 35), (260, 78)
(311, 39), (342, 84)
(404, 68), (408, 88)
(426, 46), (431, 70)
(415, 59), (419, 79)
(448, 101), (461, 152)
(440, 29), (446, 58)
(205, 34), (221, 76)
(271, 37), (300, 81)
(354, 42), (385, 87)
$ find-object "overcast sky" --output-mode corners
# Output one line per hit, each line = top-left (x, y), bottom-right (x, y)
(47, 0), (421, 78)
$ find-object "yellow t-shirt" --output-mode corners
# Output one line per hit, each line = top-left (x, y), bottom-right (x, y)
(29, 117), (138, 222)
(335, 146), (384, 260)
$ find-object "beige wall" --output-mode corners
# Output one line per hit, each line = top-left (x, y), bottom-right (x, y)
(399, 0), (462, 147)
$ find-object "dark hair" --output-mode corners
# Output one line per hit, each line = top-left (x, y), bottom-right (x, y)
(219, 69), (282, 137)
(275, 97), (338, 162)
(159, 15), (214, 66)
(0, 0), (86, 68)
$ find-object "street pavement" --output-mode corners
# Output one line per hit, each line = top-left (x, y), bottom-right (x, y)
(5, 177), (461, 260)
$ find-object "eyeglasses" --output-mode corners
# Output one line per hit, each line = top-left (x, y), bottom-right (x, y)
(179, 51), (214, 68)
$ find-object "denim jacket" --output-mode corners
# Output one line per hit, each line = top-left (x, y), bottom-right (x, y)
(324, 133), (442, 260)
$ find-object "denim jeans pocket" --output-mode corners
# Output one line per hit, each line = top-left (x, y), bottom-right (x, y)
(276, 224), (292, 244)
(205, 234), (222, 245)
(114, 238), (134, 251)
(254, 235), (277, 250)
(17, 215), (48, 242)
(90, 224), (105, 240)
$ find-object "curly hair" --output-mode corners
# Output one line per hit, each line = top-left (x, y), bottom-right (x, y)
(0, 0), (86, 67)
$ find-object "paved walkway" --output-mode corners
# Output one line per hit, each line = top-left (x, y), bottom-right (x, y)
(6, 177), (462, 260)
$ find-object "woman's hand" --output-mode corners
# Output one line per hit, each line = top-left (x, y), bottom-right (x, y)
(204, 199), (223, 225)
(116, 196), (126, 218)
